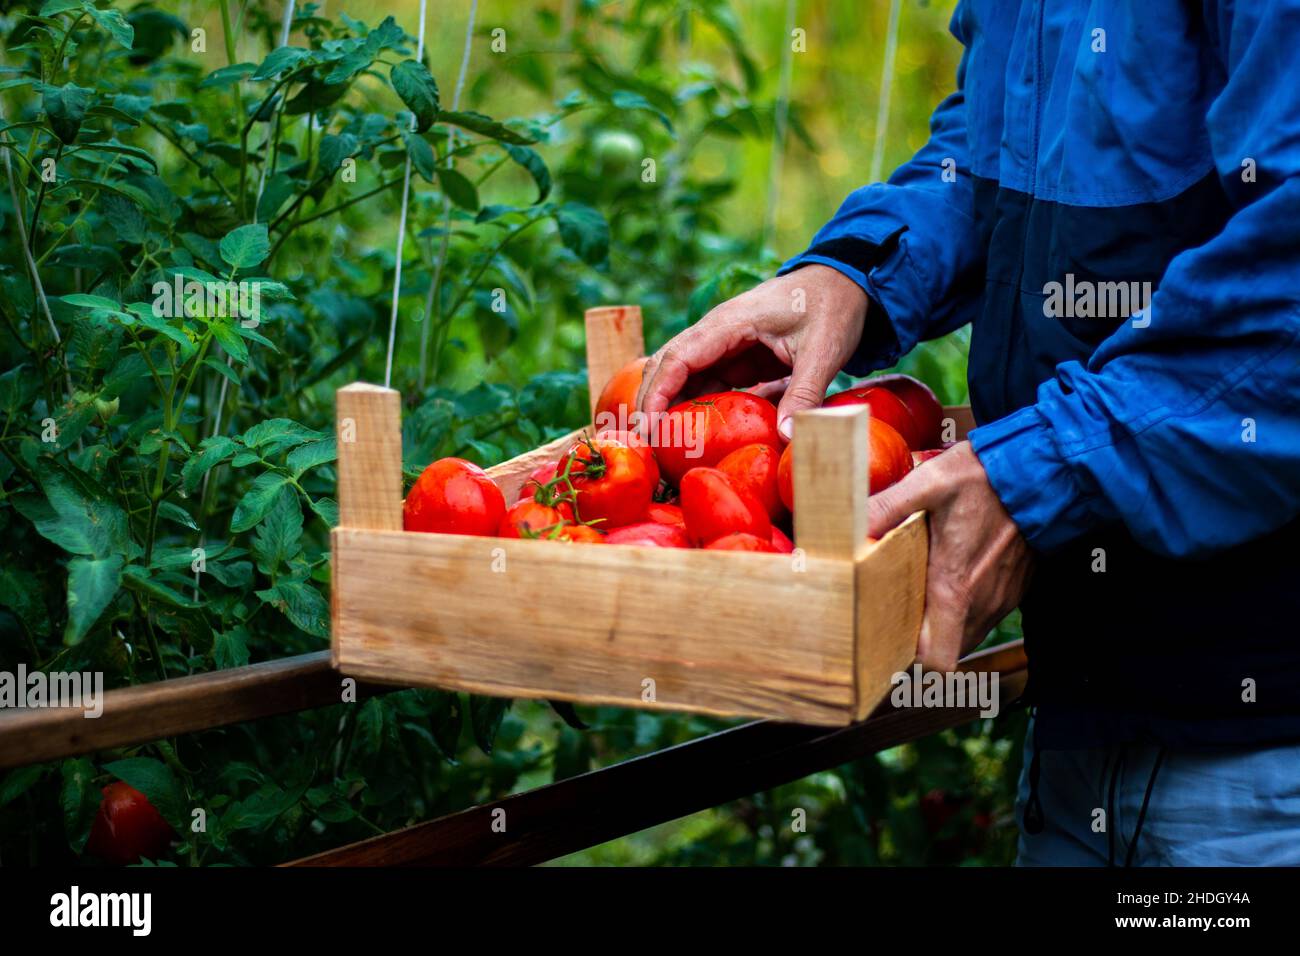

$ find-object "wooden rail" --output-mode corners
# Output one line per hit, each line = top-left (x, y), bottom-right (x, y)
(286, 641), (1028, 866)
(0, 651), (389, 770)
(0, 638), (1027, 868)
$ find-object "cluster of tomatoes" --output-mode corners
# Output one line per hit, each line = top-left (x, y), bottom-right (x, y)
(403, 361), (947, 552)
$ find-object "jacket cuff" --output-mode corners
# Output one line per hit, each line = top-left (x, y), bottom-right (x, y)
(968, 405), (1100, 552)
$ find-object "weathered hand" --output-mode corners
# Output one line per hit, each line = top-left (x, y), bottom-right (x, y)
(636, 264), (869, 438)
(867, 442), (1035, 671)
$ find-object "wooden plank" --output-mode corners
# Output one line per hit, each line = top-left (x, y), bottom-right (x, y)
(853, 510), (928, 719)
(286, 641), (1028, 867)
(332, 527), (858, 725)
(584, 305), (643, 419)
(336, 383), (403, 531)
(0, 653), (388, 771)
(792, 405), (870, 560)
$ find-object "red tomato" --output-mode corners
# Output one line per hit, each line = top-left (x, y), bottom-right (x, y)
(709, 345), (790, 389)
(517, 462), (559, 502)
(85, 782), (173, 866)
(823, 386), (920, 449)
(595, 428), (660, 488)
(777, 442), (795, 512)
(870, 373), (945, 449)
(499, 500), (568, 539)
(770, 525), (795, 553)
(642, 502), (685, 526)
(554, 523), (605, 544)
(515, 462), (577, 520)
(593, 356), (647, 432)
(679, 467), (771, 546)
(404, 457), (506, 536)
(653, 391), (782, 485)
(717, 443), (785, 521)
(564, 436), (655, 528)
(605, 521), (691, 548)
(705, 532), (778, 553)
(867, 417), (914, 493)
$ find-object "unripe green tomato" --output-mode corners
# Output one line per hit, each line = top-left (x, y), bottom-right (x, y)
(591, 129), (644, 176)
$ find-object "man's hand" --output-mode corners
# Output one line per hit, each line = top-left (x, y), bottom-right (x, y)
(868, 442), (1034, 671)
(636, 265), (869, 438)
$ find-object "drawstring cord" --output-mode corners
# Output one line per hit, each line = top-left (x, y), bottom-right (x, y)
(1124, 746), (1166, 867)
(1022, 709), (1045, 835)
(1106, 745), (1127, 867)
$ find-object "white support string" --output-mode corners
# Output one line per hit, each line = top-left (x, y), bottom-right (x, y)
(383, 0), (429, 390)
(417, 0), (479, 392)
(762, 0), (798, 249)
(868, 0), (903, 184)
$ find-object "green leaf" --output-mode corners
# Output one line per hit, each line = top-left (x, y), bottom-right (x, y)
(59, 758), (98, 854)
(0, 566), (48, 637)
(318, 132), (357, 174)
(308, 496), (338, 527)
(17, 466), (130, 559)
(157, 501), (199, 531)
(504, 144), (551, 203)
(438, 110), (535, 145)
(210, 320), (250, 364)
(202, 355), (241, 387)
(253, 46), (312, 80)
(103, 757), (184, 833)
(121, 566), (201, 609)
(182, 436), (237, 493)
(61, 292), (119, 310)
(64, 554), (123, 645)
(100, 193), (147, 243)
(611, 90), (675, 133)
(84, 3), (134, 49)
(0, 765), (44, 808)
(251, 486), (303, 575)
(256, 579), (328, 638)
(214, 627), (250, 669)
(284, 77), (349, 115)
(404, 131), (435, 182)
(199, 63), (255, 90)
(553, 202), (610, 265)
(241, 418), (327, 454)
(436, 166), (478, 211)
(42, 82), (92, 143)
(470, 695), (511, 755)
(230, 472), (291, 533)
(39, 0), (84, 15)
(390, 60), (440, 132)
(219, 224), (270, 269)
(286, 438), (336, 476)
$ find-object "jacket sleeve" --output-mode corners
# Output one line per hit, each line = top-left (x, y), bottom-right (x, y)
(776, 5), (984, 375)
(969, 1), (1300, 559)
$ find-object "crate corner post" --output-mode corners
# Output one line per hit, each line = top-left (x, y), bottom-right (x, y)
(333, 383), (404, 671)
(584, 305), (645, 416)
(791, 404), (870, 561)
(335, 382), (404, 531)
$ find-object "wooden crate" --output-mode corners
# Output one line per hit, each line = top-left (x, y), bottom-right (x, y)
(330, 306), (973, 726)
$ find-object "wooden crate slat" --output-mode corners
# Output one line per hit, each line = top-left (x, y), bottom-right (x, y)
(332, 527), (859, 725)
(854, 510), (929, 719)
